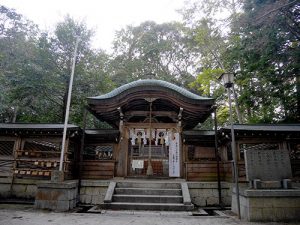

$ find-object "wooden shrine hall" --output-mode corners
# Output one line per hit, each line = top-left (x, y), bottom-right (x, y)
(86, 79), (215, 178)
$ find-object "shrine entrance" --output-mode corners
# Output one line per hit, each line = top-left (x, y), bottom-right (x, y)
(127, 126), (181, 178)
(128, 136), (169, 177)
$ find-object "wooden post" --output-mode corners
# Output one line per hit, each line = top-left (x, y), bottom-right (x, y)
(78, 108), (87, 196)
(10, 136), (21, 194)
(214, 106), (222, 206)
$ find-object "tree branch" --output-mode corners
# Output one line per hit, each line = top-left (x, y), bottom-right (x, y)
(255, 0), (298, 21)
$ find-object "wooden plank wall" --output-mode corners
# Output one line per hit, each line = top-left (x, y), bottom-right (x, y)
(80, 160), (115, 179)
(186, 161), (225, 181)
(223, 161), (247, 182)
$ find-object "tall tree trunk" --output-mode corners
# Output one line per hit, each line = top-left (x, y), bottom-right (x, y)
(12, 106), (18, 123)
(296, 74), (300, 121)
(232, 85), (243, 123)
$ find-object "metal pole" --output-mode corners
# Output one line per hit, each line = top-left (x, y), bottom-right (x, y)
(59, 37), (80, 172)
(213, 106), (222, 207)
(227, 87), (241, 219)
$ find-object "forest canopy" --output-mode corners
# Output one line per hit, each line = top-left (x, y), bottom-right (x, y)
(0, 0), (299, 128)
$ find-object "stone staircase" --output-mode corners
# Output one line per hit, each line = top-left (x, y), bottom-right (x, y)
(102, 180), (194, 211)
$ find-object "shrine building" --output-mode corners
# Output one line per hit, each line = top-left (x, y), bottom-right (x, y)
(0, 78), (299, 213)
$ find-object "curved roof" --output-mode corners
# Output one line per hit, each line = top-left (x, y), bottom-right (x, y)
(89, 79), (213, 101)
(87, 79), (214, 129)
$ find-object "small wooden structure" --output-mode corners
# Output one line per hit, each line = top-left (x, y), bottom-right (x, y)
(80, 129), (119, 179)
(0, 124), (81, 180)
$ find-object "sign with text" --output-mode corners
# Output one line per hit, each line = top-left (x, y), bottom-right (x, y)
(169, 132), (180, 177)
(132, 160), (144, 169)
(245, 149), (292, 181)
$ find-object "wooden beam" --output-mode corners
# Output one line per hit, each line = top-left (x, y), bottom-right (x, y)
(124, 110), (178, 119)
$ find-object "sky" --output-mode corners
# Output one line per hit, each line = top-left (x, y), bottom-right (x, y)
(2, 0), (185, 52)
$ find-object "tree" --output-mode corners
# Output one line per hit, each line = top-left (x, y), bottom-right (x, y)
(110, 21), (198, 87)
(227, 0), (300, 122)
(0, 9), (115, 125)
(0, 5), (40, 122)
(180, 3), (244, 124)
(181, 0), (299, 125)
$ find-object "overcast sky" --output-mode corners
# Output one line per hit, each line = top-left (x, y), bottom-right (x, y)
(2, 0), (185, 52)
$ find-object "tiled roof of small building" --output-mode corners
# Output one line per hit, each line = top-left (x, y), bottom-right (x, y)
(0, 123), (79, 130)
(221, 124), (300, 132)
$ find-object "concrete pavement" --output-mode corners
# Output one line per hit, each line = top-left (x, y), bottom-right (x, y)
(0, 204), (299, 225)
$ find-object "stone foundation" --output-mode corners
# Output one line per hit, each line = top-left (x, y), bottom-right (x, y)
(79, 180), (109, 205)
(35, 180), (78, 211)
(187, 182), (231, 206)
(232, 188), (300, 221)
(0, 178), (41, 200)
(79, 180), (231, 207)
(0, 178), (232, 208)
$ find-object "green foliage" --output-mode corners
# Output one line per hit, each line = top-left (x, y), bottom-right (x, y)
(1, 1), (299, 128)
(226, 0), (300, 123)
(111, 21), (198, 87)
(189, 68), (224, 97)
(217, 106), (229, 125)
(0, 8), (114, 125)
(184, 0), (300, 125)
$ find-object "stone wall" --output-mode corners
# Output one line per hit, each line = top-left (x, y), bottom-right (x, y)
(0, 178), (42, 200)
(0, 178), (232, 208)
(232, 188), (300, 221)
(35, 180), (78, 211)
(79, 180), (109, 205)
(187, 182), (231, 206)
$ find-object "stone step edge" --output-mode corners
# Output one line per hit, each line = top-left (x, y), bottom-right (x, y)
(113, 194), (183, 198)
(116, 183), (181, 187)
(107, 202), (191, 206)
(115, 187), (182, 191)
(102, 202), (194, 211)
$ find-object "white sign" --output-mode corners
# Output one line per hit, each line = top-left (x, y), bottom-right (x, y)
(132, 160), (144, 169)
(169, 132), (180, 177)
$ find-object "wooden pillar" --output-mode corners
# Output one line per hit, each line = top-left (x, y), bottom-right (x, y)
(78, 108), (87, 186)
(10, 136), (21, 194)
(115, 116), (128, 177)
(116, 135), (128, 177)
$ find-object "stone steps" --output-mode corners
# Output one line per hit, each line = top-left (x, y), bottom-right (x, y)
(106, 202), (194, 211)
(114, 187), (182, 195)
(116, 182), (181, 189)
(102, 180), (194, 211)
(113, 194), (183, 203)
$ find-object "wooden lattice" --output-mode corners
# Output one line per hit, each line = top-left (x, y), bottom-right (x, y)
(0, 141), (14, 156)
(84, 145), (113, 160)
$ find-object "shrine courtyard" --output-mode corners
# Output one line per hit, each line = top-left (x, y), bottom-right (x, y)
(0, 204), (299, 225)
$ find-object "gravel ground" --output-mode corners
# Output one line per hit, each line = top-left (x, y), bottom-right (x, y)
(0, 204), (299, 225)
